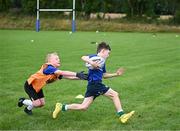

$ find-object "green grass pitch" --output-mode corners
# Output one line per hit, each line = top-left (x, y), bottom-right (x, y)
(0, 30), (179, 130)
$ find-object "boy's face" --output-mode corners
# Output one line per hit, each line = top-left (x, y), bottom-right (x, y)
(49, 55), (60, 67)
(101, 49), (110, 59)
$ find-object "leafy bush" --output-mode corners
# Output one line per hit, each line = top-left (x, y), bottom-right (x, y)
(174, 10), (180, 24)
(21, 0), (36, 15)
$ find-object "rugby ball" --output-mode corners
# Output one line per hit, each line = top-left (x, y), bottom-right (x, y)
(85, 56), (105, 69)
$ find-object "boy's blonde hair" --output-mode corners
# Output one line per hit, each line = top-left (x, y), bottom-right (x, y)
(45, 52), (59, 63)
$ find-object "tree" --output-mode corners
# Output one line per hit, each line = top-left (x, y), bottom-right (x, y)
(0, 0), (11, 12)
(21, 0), (36, 15)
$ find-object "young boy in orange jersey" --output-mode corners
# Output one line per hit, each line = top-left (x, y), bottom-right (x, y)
(18, 52), (87, 115)
(52, 42), (135, 123)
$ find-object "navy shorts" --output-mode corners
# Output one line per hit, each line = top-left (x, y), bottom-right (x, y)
(85, 82), (110, 99)
(24, 81), (44, 101)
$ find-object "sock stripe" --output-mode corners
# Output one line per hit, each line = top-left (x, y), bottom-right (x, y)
(117, 111), (124, 117)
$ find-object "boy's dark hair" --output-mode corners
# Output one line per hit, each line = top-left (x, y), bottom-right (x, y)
(97, 42), (111, 53)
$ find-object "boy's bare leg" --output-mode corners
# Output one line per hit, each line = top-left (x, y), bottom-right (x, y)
(53, 96), (94, 119)
(104, 88), (135, 123)
(104, 88), (123, 112)
(67, 96), (94, 110)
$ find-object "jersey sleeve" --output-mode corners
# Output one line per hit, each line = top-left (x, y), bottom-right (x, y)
(89, 54), (97, 58)
(43, 65), (58, 75)
(102, 64), (106, 73)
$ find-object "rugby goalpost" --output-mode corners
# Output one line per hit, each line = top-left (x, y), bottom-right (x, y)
(36, 0), (76, 32)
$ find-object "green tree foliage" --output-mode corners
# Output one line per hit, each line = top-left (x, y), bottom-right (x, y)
(173, 0), (180, 24)
(0, 0), (11, 11)
(174, 10), (180, 24)
(21, 0), (36, 15)
(121, 0), (156, 18)
(1, 0), (180, 24)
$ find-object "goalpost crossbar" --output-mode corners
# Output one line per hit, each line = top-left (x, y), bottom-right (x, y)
(39, 9), (73, 12)
(36, 0), (76, 32)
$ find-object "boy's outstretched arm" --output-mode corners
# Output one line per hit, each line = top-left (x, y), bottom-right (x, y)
(63, 71), (88, 80)
(63, 76), (80, 80)
(55, 70), (77, 76)
(103, 68), (124, 79)
(54, 70), (88, 80)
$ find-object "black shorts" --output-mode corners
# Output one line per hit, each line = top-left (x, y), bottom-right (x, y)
(85, 82), (110, 99)
(24, 81), (44, 101)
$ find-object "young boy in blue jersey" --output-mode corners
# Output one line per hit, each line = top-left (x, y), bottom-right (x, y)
(52, 42), (135, 123)
(18, 52), (87, 115)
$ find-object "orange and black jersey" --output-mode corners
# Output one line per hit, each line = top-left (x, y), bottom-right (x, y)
(27, 63), (60, 93)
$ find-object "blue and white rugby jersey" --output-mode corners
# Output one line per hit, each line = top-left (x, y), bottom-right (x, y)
(87, 54), (106, 83)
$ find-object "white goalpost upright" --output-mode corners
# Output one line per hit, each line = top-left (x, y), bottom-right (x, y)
(36, 0), (76, 32)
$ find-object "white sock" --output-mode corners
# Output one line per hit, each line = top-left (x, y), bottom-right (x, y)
(27, 105), (34, 110)
(23, 99), (34, 110)
(118, 109), (124, 113)
(23, 99), (32, 106)
(65, 105), (68, 111)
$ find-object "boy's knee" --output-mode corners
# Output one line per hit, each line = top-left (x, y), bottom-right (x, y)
(33, 102), (41, 107)
(33, 100), (45, 107)
(40, 101), (45, 106)
(113, 91), (119, 97)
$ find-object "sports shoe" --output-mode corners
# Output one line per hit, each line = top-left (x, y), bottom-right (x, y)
(52, 103), (62, 119)
(18, 98), (25, 107)
(24, 107), (33, 115)
(119, 111), (135, 123)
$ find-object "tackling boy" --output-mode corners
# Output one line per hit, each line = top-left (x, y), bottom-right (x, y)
(18, 52), (87, 115)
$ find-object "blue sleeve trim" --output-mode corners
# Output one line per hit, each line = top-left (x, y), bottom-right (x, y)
(43, 65), (58, 75)
(89, 54), (97, 58)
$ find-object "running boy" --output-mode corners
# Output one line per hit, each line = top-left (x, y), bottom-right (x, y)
(18, 52), (87, 115)
(52, 42), (135, 123)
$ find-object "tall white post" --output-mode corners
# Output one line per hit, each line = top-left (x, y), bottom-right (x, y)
(72, 0), (76, 32)
(36, 0), (40, 32)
